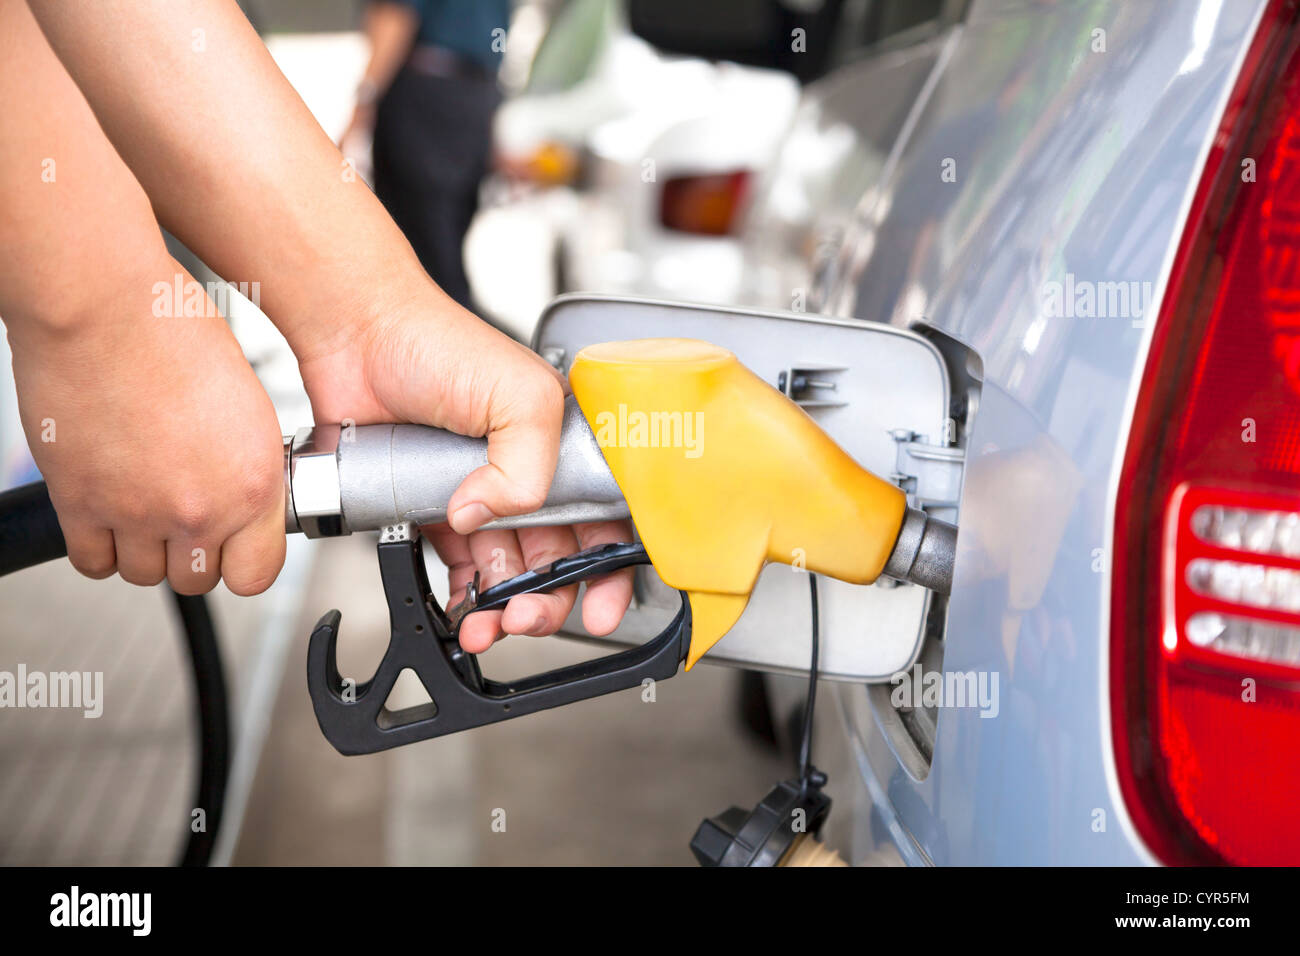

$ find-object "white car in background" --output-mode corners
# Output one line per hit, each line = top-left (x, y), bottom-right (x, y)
(465, 0), (799, 339)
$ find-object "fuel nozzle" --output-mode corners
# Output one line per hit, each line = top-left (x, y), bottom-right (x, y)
(883, 506), (957, 596)
(569, 338), (958, 668)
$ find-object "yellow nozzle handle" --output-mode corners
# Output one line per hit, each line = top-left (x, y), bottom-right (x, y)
(569, 338), (908, 668)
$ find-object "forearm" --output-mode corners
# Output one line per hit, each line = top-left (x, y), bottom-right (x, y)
(358, 2), (420, 102)
(0, 0), (173, 348)
(24, 0), (431, 362)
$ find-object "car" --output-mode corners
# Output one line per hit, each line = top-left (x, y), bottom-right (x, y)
(536, 0), (1300, 865)
(464, 0), (799, 339)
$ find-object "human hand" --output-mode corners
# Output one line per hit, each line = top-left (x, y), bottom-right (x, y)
(340, 101), (375, 147)
(295, 278), (635, 653)
(338, 103), (375, 180)
(9, 258), (288, 595)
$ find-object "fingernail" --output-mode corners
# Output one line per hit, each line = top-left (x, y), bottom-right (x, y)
(529, 615), (549, 636)
(449, 502), (496, 535)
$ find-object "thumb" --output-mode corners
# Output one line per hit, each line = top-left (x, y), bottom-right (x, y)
(446, 380), (564, 534)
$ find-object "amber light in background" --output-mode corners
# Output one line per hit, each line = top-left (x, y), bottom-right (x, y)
(659, 170), (751, 236)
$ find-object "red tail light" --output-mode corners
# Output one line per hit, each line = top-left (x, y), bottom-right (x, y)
(659, 170), (751, 236)
(1112, 0), (1300, 865)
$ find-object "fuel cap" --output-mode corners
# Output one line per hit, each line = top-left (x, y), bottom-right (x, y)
(690, 777), (832, 867)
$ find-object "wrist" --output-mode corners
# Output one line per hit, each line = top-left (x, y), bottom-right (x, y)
(277, 255), (447, 368)
(355, 78), (383, 109)
(234, 143), (442, 364)
(345, 103), (377, 136)
(4, 250), (182, 352)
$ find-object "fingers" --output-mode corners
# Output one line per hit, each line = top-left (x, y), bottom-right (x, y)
(456, 607), (505, 654)
(501, 524), (580, 637)
(424, 521), (472, 570)
(573, 521), (636, 636)
(428, 522), (585, 650)
(112, 530), (166, 587)
(445, 378), (564, 534)
(460, 529), (522, 652)
(61, 520), (116, 580)
(64, 516), (278, 596)
(427, 523), (511, 652)
(66, 526), (278, 595)
(427, 518), (633, 651)
(218, 506), (286, 596)
(60, 509), (278, 596)
(165, 538), (221, 595)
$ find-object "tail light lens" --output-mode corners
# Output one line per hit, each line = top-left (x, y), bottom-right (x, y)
(497, 141), (580, 187)
(1112, 0), (1300, 865)
(659, 170), (751, 236)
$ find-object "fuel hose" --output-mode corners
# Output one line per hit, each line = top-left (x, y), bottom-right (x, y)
(0, 480), (229, 867)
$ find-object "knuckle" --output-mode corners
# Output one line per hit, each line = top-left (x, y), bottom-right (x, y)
(69, 552), (115, 580)
(529, 377), (565, 421)
(169, 491), (214, 537)
(240, 462), (283, 517)
(508, 374), (564, 431)
(118, 498), (151, 527)
(512, 484), (548, 514)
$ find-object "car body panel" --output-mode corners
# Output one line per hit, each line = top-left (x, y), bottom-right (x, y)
(737, 30), (953, 313)
(745, 0), (1267, 863)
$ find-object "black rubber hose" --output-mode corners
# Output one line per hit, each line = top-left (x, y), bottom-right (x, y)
(0, 481), (67, 575)
(171, 590), (230, 867)
(0, 480), (229, 866)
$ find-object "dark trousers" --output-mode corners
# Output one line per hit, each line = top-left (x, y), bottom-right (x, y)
(372, 66), (500, 308)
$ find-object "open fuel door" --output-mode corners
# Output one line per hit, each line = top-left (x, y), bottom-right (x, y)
(534, 294), (962, 682)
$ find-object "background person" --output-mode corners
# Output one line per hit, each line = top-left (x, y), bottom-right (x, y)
(341, 0), (512, 307)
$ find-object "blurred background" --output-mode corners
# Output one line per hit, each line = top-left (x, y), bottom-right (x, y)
(0, 0), (958, 865)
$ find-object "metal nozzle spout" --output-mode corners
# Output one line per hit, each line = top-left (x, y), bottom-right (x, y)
(882, 507), (958, 595)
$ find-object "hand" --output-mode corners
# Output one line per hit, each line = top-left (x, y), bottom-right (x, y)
(339, 102), (375, 150)
(296, 278), (635, 653)
(9, 258), (288, 596)
(338, 103), (375, 179)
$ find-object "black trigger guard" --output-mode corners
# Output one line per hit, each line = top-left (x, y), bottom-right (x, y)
(306, 534), (691, 755)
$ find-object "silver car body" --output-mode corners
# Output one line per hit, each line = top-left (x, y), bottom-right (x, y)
(733, 0), (1266, 865)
